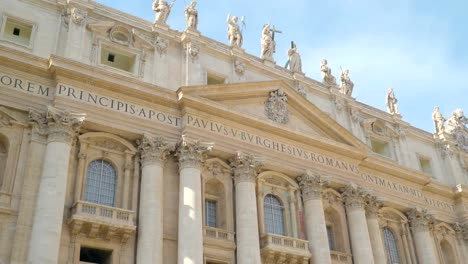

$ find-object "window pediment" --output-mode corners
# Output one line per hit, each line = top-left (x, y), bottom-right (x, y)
(79, 132), (136, 154)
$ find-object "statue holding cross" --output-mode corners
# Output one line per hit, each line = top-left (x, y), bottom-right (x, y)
(261, 24), (281, 62)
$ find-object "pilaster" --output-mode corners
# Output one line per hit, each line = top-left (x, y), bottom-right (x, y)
(407, 208), (440, 264)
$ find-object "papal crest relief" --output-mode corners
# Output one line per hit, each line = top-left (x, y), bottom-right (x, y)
(265, 88), (289, 124)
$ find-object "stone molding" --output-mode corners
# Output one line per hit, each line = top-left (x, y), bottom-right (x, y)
(406, 208), (434, 233)
(341, 183), (369, 211)
(29, 106), (85, 144)
(175, 135), (213, 170)
(137, 134), (173, 167)
(365, 195), (383, 218)
(452, 222), (468, 240)
(230, 151), (262, 184)
(296, 170), (329, 201)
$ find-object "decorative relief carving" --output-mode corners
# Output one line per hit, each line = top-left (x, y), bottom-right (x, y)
(406, 208), (434, 233)
(137, 134), (173, 167)
(29, 106), (85, 144)
(452, 222), (467, 239)
(365, 195), (383, 218)
(230, 151), (262, 184)
(109, 25), (132, 46)
(234, 59), (245, 76)
(296, 170), (329, 201)
(186, 42), (200, 62)
(71, 7), (87, 26)
(175, 135), (213, 170)
(155, 36), (169, 57)
(322, 190), (342, 205)
(341, 183), (369, 210)
(92, 139), (126, 152)
(433, 223), (455, 241)
(265, 88), (289, 124)
(205, 160), (231, 179)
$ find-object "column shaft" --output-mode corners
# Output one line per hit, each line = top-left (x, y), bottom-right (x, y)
(366, 197), (386, 264)
(407, 208), (439, 264)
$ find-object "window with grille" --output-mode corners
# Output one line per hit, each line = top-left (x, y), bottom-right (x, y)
(383, 227), (400, 264)
(327, 226), (335, 250)
(264, 194), (285, 236)
(84, 160), (116, 207)
(205, 200), (217, 227)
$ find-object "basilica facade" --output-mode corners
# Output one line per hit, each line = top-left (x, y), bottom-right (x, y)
(0, 1), (467, 264)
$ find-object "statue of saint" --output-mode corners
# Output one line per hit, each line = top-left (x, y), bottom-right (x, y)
(184, 1), (198, 31)
(340, 69), (354, 96)
(286, 43), (302, 73)
(321, 59), (336, 86)
(432, 106), (445, 134)
(445, 109), (467, 134)
(152, 0), (174, 25)
(261, 24), (275, 61)
(386, 88), (399, 115)
(227, 14), (243, 47)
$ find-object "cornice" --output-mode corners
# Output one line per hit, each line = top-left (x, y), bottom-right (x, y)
(0, 46), (50, 78)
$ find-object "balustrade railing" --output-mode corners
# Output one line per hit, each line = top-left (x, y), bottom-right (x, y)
(203, 226), (235, 241)
(71, 200), (135, 226)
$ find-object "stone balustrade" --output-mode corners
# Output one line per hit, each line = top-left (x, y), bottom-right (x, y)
(330, 250), (352, 264)
(68, 200), (136, 243)
(203, 226), (235, 241)
(260, 234), (311, 264)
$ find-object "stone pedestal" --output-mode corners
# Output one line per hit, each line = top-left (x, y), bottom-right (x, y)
(342, 184), (375, 264)
(27, 106), (85, 264)
(366, 196), (386, 264)
(176, 136), (213, 264)
(136, 135), (173, 264)
(230, 152), (262, 264)
(297, 171), (331, 264)
(407, 208), (440, 264)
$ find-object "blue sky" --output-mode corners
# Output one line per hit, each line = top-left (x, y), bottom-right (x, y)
(96, 0), (467, 133)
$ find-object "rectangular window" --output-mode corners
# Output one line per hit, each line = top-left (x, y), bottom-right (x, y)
(371, 139), (391, 158)
(327, 226), (335, 250)
(79, 247), (112, 264)
(100, 46), (136, 73)
(207, 73), (225, 85)
(205, 200), (217, 227)
(419, 156), (433, 175)
(2, 16), (34, 47)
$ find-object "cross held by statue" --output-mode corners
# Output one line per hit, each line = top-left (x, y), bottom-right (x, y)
(269, 25), (282, 40)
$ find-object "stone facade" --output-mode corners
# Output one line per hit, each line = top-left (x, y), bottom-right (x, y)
(0, 0), (467, 264)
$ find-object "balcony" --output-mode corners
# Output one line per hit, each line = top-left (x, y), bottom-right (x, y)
(68, 201), (136, 243)
(260, 234), (311, 264)
(203, 226), (236, 250)
(330, 250), (352, 264)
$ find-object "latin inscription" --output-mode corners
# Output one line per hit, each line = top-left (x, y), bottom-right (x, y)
(56, 84), (180, 127)
(0, 72), (52, 97)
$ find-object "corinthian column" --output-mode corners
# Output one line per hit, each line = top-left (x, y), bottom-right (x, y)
(27, 106), (85, 264)
(176, 136), (213, 264)
(342, 184), (375, 264)
(136, 135), (173, 264)
(297, 170), (331, 264)
(230, 152), (262, 264)
(365, 196), (386, 264)
(453, 223), (468, 261)
(407, 208), (440, 264)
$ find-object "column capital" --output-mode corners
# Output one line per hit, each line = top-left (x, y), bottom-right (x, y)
(365, 195), (383, 218)
(29, 106), (85, 144)
(407, 208), (434, 233)
(175, 135), (213, 170)
(137, 134), (174, 167)
(296, 170), (330, 201)
(230, 151), (262, 184)
(341, 183), (369, 210)
(452, 222), (468, 240)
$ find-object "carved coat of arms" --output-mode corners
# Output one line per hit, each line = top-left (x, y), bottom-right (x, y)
(265, 88), (289, 124)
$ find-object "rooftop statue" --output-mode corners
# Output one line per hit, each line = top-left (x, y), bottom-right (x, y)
(340, 69), (354, 96)
(321, 59), (336, 86)
(432, 106), (445, 134)
(444, 109), (467, 134)
(184, 1), (198, 31)
(261, 24), (279, 62)
(227, 14), (243, 48)
(152, 0), (174, 25)
(285, 42), (302, 74)
(386, 88), (399, 115)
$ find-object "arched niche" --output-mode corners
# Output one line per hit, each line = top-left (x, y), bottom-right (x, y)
(433, 222), (459, 264)
(322, 188), (351, 256)
(380, 207), (412, 264)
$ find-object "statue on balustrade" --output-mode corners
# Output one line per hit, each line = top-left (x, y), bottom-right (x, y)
(152, 0), (174, 25)
(184, 1), (198, 31)
(386, 88), (399, 115)
(321, 59), (336, 86)
(340, 69), (354, 96)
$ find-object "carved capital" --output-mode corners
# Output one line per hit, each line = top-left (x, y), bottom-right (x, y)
(453, 222), (468, 240)
(407, 208), (434, 233)
(176, 135), (213, 170)
(137, 134), (173, 167)
(296, 170), (329, 201)
(341, 183), (369, 210)
(29, 106), (85, 144)
(365, 195), (383, 218)
(230, 151), (262, 184)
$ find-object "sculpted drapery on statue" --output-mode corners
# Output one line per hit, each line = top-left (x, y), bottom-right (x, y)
(227, 13), (243, 47)
(321, 59), (337, 86)
(184, 1), (198, 31)
(152, 0), (174, 25)
(340, 69), (354, 96)
(386, 88), (399, 115)
(260, 24), (276, 61)
(445, 109), (467, 134)
(432, 106), (445, 134)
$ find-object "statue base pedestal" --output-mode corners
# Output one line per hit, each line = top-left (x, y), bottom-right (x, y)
(262, 59), (276, 68)
(153, 23), (170, 31)
(293, 72), (305, 79)
(230, 46), (245, 56)
(183, 29), (201, 37)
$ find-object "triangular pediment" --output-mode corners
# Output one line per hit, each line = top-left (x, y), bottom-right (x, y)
(178, 80), (368, 154)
